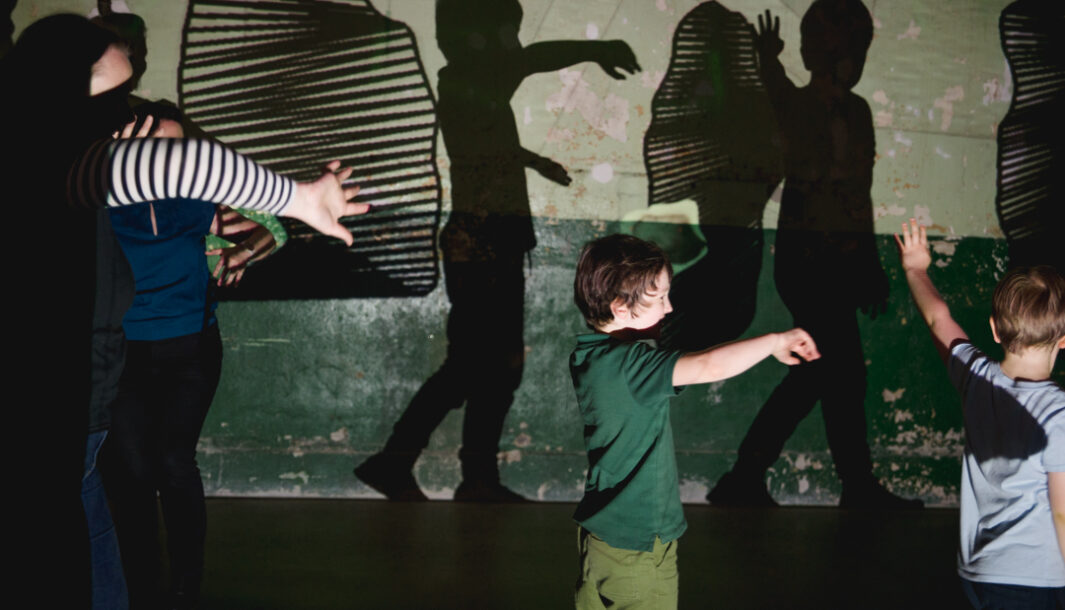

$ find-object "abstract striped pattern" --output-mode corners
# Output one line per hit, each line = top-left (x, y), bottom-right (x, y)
(995, 1), (1065, 270)
(69, 138), (294, 214)
(179, 0), (441, 298)
(643, 1), (775, 209)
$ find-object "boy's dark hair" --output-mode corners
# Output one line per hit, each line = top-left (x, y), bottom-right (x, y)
(992, 265), (1065, 354)
(800, 0), (873, 74)
(574, 234), (672, 330)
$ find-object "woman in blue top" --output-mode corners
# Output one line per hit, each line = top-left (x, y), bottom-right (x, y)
(105, 110), (284, 609)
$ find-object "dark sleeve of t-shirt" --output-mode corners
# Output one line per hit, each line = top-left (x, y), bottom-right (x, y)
(621, 341), (683, 408)
(947, 341), (983, 399)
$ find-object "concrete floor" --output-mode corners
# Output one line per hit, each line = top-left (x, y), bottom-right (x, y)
(198, 499), (969, 609)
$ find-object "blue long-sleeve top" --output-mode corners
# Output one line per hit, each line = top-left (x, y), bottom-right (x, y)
(108, 199), (218, 341)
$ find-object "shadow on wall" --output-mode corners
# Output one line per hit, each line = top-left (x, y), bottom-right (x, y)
(995, 0), (1065, 274)
(693, 1), (921, 510)
(352, 0), (641, 503)
(179, 0), (442, 299)
(641, 1), (782, 352)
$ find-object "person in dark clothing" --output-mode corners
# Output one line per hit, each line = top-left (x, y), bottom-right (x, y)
(3, 14), (364, 606)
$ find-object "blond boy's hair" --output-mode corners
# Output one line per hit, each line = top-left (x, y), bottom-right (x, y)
(992, 265), (1065, 353)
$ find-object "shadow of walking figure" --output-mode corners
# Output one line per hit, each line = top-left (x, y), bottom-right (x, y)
(643, 0), (782, 352)
(706, 0), (923, 509)
(354, 0), (640, 502)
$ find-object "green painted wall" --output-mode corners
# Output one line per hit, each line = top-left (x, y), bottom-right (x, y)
(14, 0), (1060, 505)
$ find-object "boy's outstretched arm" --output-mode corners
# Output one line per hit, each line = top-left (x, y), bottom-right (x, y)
(895, 218), (969, 361)
(1050, 471), (1065, 563)
(672, 328), (819, 386)
(519, 40), (640, 79)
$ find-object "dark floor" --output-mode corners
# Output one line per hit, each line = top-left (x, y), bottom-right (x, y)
(198, 499), (968, 609)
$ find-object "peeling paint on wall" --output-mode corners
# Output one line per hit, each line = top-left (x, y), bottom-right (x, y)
(932, 86), (965, 131)
(590, 162), (614, 183)
(897, 19), (921, 41)
(982, 61), (1013, 105)
(882, 388), (906, 403)
(545, 69), (631, 142)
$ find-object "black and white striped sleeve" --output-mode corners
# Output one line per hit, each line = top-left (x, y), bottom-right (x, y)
(68, 138), (295, 215)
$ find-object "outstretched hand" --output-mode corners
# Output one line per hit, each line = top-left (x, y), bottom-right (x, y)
(894, 218), (932, 274)
(595, 40), (641, 79)
(772, 328), (820, 365)
(207, 225), (276, 287)
(288, 161), (368, 246)
(207, 243), (253, 287)
(754, 10), (784, 58)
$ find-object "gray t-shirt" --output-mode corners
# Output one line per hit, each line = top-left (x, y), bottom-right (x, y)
(950, 342), (1065, 587)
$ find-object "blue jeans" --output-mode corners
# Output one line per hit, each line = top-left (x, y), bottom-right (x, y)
(83, 430), (128, 610)
(961, 577), (1065, 610)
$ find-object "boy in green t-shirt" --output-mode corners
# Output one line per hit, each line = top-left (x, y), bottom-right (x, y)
(570, 234), (820, 609)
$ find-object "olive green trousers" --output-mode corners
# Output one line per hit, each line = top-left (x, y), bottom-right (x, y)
(575, 527), (679, 610)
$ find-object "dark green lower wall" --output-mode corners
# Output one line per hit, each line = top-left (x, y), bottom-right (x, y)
(198, 218), (1051, 506)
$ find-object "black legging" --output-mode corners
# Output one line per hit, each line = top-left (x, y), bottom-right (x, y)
(102, 324), (223, 607)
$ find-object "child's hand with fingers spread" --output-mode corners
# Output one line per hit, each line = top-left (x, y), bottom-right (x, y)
(894, 218), (932, 274)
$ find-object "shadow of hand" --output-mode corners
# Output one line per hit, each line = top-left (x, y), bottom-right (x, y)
(595, 40), (641, 79)
(753, 10), (783, 58)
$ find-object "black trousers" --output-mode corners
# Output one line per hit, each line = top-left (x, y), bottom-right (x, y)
(382, 256), (525, 482)
(102, 324), (223, 607)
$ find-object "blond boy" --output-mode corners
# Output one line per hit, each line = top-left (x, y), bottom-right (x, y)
(897, 219), (1065, 607)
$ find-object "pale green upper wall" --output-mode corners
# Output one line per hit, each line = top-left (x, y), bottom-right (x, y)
(13, 0), (1014, 236)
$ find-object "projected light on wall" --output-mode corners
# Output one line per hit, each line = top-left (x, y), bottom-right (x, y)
(180, 0), (441, 299)
(995, 0), (1064, 272)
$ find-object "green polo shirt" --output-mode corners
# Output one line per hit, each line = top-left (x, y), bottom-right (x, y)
(570, 333), (686, 552)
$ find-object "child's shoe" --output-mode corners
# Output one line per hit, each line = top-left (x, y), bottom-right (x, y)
(839, 478), (923, 509)
(706, 471), (778, 507)
(353, 453), (428, 501)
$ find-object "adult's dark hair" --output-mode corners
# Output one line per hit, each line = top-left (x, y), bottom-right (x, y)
(90, 10), (146, 88)
(2, 13), (128, 162)
(574, 234), (672, 330)
(5, 14), (119, 102)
